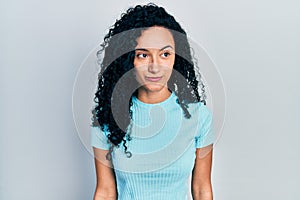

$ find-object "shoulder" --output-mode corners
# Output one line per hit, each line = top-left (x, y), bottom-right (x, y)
(190, 102), (215, 148)
(91, 124), (110, 137)
(187, 101), (212, 119)
(90, 124), (111, 150)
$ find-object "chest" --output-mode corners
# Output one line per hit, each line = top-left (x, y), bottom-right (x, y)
(111, 103), (200, 173)
(113, 141), (197, 181)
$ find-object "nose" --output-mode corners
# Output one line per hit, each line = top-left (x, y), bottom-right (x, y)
(148, 55), (160, 74)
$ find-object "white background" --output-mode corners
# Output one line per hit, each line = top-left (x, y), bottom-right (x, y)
(1, 0), (299, 199)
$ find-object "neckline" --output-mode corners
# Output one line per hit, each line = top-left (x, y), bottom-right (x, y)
(132, 91), (177, 107)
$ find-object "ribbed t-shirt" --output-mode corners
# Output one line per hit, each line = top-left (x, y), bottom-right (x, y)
(91, 91), (214, 199)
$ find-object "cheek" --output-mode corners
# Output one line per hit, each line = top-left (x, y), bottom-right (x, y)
(133, 57), (142, 68)
(164, 55), (175, 68)
(165, 58), (175, 78)
(134, 57), (149, 68)
(162, 65), (173, 80)
(133, 68), (144, 82)
(162, 58), (175, 72)
(133, 58), (138, 68)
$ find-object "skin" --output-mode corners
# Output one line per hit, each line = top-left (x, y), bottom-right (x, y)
(93, 26), (213, 200)
(133, 26), (175, 104)
(192, 145), (214, 200)
(93, 148), (117, 200)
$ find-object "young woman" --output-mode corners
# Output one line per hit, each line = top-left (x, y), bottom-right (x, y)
(90, 3), (214, 200)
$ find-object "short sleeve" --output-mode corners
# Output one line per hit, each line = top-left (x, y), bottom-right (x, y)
(90, 125), (111, 150)
(195, 104), (215, 148)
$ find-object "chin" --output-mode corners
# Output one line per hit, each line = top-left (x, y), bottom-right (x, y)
(142, 84), (166, 92)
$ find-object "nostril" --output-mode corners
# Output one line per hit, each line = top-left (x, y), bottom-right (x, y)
(148, 64), (160, 73)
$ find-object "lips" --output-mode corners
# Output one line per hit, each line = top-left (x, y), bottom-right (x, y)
(145, 76), (162, 82)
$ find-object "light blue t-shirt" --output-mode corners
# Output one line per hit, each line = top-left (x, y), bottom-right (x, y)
(91, 91), (214, 200)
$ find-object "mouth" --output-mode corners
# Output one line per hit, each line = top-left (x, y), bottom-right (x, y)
(145, 76), (163, 82)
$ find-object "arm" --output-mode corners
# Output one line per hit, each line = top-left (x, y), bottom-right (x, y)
(93, 147), (117, 200)
(191, 144), (213, 200)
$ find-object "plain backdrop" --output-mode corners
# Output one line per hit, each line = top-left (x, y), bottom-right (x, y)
(1, 0), (299, 199)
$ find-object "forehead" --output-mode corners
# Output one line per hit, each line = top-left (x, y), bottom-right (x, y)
(135, 26), (175, 49)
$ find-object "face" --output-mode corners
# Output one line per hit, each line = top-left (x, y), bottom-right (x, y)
(134, 26), (175, 94)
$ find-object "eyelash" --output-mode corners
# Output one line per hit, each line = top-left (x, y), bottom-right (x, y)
(162, 52), (170, 57)
(136, 52), (171, 58)
(136, 53), (148, 58)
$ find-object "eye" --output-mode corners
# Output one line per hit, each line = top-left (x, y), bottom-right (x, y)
(136, 53), (148, 58)
(161, 52), (171, 58)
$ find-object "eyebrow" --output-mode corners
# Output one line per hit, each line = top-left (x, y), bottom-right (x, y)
(135, 45), (174, 51)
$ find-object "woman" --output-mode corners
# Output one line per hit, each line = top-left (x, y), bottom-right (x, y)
(90, 3), (214, 200)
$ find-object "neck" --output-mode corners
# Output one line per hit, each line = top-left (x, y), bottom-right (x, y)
(137, 88), (171, 104)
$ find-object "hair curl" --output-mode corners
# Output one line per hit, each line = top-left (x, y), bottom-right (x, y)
(91, 3), (207, 160)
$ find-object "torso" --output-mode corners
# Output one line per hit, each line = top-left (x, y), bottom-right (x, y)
(110, 92), (203, 199)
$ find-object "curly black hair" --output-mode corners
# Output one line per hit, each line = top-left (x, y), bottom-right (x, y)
(91, 3), (207, 160)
